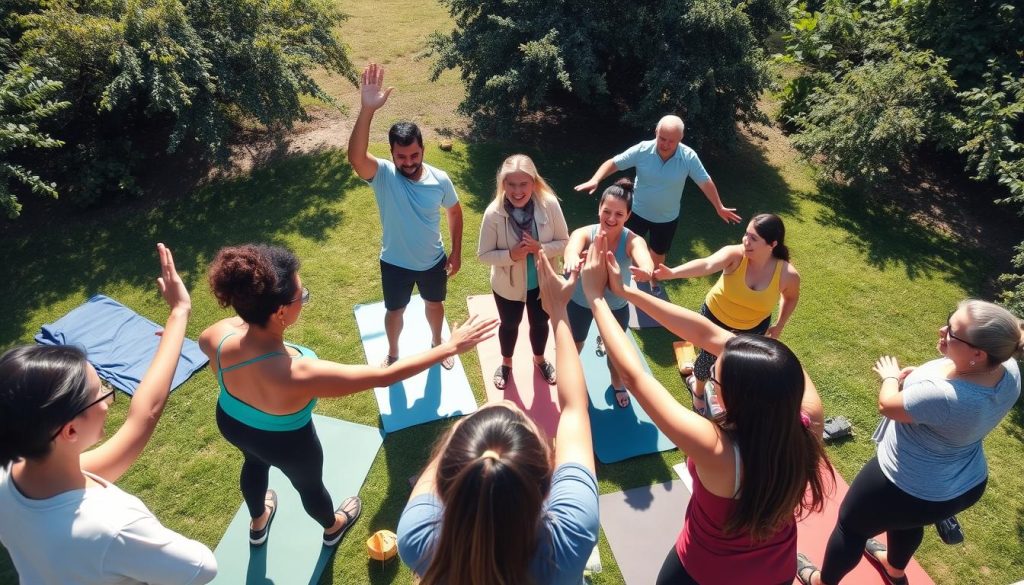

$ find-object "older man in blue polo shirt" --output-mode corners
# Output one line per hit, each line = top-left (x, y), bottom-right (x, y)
(348, 62), (464, 369)
(575, 115), (740, 277)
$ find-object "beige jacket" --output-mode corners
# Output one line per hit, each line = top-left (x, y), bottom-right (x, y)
(477, 196), (570, 302)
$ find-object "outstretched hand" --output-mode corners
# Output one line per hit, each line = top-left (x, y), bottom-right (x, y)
(360, 63), (393, 111)
(447, 314), (499, 354)
(581, 235), (610, 301)
(629, 265), (653, 283)
(605, 248), (627, 296)
(717, 206), (742, 224)
(653, 263), (675, 281)
(574, 179), (599, 195)
(536, 249), (575, 318)
(156, 243), (190, 313)
(873, 355), (902, 381)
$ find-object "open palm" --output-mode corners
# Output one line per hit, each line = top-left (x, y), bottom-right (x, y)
(360, 63), (393, 110)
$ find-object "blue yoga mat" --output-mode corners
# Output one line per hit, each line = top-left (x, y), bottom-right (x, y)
(627, 280), (671, 329)
(353, 295), (478, 433)
(211, 415), (384, 584)
(34, 294), (208, 395)
(580, 326), (676, 463)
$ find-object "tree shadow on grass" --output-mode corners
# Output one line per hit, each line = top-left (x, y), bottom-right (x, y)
(0, 150), (362, 346)
(808, 182), (994, 295)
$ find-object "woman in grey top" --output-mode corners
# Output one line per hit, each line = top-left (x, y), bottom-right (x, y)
(798, 299), (1023, 585)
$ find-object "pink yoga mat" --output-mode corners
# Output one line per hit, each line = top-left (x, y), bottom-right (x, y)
(467, 294), (561, 439)
(792, 465), (935, 585)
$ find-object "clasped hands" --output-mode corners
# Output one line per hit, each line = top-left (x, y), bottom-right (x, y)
(535, 235), (625, 320)
(509, 233), (543, 262)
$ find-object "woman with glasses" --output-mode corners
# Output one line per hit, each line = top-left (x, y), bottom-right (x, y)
(580, 235), (831, 585)
(199, 244), (496, 549)
(0, 244), (218, 584)
(796, 300), (1023, 585)
(653, 213), (800, 416)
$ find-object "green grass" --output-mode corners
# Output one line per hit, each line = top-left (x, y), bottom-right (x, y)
(2, 1), (1023, 583)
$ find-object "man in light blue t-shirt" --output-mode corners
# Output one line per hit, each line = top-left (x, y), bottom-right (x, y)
(575, 115), (740, 276)
(347, 63), (464, 368)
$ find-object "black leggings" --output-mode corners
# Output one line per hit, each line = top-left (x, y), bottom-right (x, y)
(656, 547), (790, 585)
(216, 405), (336, 528)
(656, 548), (700, 585)
(820, 456), (986, 583)
(493, 288), (549, 358)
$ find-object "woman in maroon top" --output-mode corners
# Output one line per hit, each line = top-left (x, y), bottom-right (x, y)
(580, 235), (833, 584)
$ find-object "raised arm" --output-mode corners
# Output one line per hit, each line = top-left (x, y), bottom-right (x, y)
(291, 315), (497, 399)
(766, 265), (801, 339)
(582, 236), (725, 466)
(445, 202), (463, 277)
(653, 244), (741, 282)
(697, 179), (741, 224)
(347, 63), (392, 181)
(535, 250), (595, 472)
(81, 244), (192, 482)
(574, 158), (618, 195)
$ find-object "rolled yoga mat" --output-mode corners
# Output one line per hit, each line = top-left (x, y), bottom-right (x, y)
(211, 415), (384, 585)
(353, 295), (478, 433)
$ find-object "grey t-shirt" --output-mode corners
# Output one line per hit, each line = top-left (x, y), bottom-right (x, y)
(873, 357), (1020, 501)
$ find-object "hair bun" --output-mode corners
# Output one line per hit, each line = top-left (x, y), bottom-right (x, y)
(613, 177), (634, 192)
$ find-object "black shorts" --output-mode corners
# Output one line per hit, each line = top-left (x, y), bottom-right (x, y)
(625, 213), (677, 256)
(567, 299), (630, 343)
(380, 255), (447, 311)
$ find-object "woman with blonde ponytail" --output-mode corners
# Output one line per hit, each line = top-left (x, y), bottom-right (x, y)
(397, 251), (598, 585)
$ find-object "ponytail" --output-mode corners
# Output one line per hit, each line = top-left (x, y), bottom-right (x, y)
(751, 213), (790, 262)
(419, 406), (552, 585)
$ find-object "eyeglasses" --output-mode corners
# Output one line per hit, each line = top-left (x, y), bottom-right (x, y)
(287, 287), (310, 306)
(50, 388), (116, 441)
(945, 312), (977, 348)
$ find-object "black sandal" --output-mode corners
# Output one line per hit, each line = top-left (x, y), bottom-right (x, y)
(796, 553), (819, 585)
(493, 365), (512, 389)
(613, 387), (630, 408)
(537, 360), (556, 385)
(864, 539), (909, 585)
(324, 496), (362, 548)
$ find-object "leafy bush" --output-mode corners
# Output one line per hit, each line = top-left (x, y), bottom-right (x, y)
(4, 0), (356, 211)
(427, 0), (774, 145)
(0, 48), (69, 218)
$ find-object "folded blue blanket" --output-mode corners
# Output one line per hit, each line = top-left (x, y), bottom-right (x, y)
(35, 295), (208, 395)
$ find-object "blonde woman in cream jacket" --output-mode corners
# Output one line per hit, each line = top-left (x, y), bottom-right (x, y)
(477, 154), (570, 390)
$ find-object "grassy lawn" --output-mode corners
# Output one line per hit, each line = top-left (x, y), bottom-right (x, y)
(2, 1), (1023, 584)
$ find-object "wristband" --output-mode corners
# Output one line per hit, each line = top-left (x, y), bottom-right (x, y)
(881, 376), (899, 384)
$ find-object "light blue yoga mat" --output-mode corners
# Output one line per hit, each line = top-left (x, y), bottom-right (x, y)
(353, 295), (477, 433)
(34, 294), (208, 395)
(211, 415), (384, 585)
(581, 326), (676, 463)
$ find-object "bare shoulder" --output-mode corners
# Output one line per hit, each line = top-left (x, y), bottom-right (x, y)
(781, 261), (801, 286)
(199, 318), (243, 354)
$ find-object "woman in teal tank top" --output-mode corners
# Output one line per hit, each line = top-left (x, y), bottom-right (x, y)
(564, 179), (655, 408)
(199, 244), (497, 549)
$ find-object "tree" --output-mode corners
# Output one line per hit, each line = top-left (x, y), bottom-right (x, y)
(5, 0), (356, 209)
(428, 0), (773, 145)
(0, 44), (69, 218)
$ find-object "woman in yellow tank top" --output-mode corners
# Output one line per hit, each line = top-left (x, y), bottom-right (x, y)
(653, 214), (801, 416)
